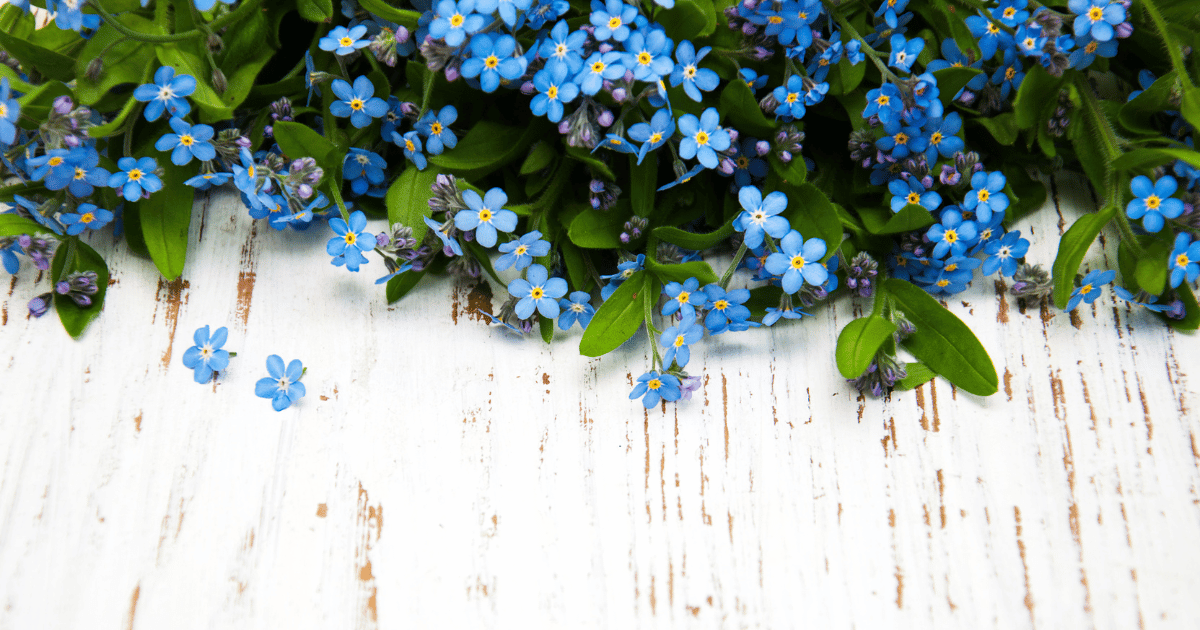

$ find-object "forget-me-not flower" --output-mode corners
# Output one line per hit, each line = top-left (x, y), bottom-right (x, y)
(497, 231), (550, 270)
(1170, 232), (1200, 288)
(509, 264), (568, 318)
(327, 210), (374, 271)
(765, 229), (828, 293)
(182, 325), (230, 384)
(1126, 175), (1184, 233)
(134, 66), (196, 122)
(455, 187), (518, 248)
(629, 370), (682, 408)
(558, 291), (595, 330)
(678, 108), (731, 169)
(330, 76), (388, 128)
(255, 355), (306, 411)
(319, 24), (371, 55)
(155, 117), (217, 166)
(1065, 269), (1115, 311)
(109, 156), (163, 200)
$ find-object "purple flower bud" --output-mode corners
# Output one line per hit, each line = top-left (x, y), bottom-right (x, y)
(400, 101), (420, 117)
(55, 281), (70, 294)
(558, 120), (570, 134)
(53, 95), (74, 115)
(612, 87), (627, 102)
(1115, 21), (1132, 38)
(296, 183), (314, 199)
(589, 179), (606, 193)
(920, 175), (933, 189)
(376, 233), (390, 248)
(63, 135), (81, 148)
(957, 90), (976, 106)
(622, 70), (635, 83)
(235, 136), (252, 148)
(939, 164), (960, 186)
(520, 81), (536, 95)
(726, 128), (739, 144)
(742, 0), (757, 10)
(395, 26), (410, 44)
(742, 23), (757, 36)
(755, 140), (770, 156)
(598, 43), (613, 53)
(305, 168), (324, 184)
(28, 295), (50, 318)
(619, 232), (631, 243)
(1167, 299), (1187, 319)
(778, 150), (793, 163)
(751, 46), (772, 61)
(263, 125), (274, 137)
(597, 109), (614, 127)
(444, 65), (459, 82)
(718, 157), (736, 175)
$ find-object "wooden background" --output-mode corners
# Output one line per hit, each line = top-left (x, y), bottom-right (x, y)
(0, 171), (1197, 629)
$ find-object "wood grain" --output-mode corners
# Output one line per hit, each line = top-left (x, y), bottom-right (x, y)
(0, 172), (1197, 629)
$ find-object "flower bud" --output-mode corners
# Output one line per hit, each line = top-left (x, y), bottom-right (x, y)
(395, 26), (410, 44)
(211, 69), (227, 94)
(85, 58), (104, 82)
(597, 109), (614, 127)
(755, 140), (770, 156)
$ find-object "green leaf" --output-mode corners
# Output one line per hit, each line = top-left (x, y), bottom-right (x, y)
(647, 260), (719, 286)
(971, 112), (1019, 145)
(780, 182), (842, 259)
(893, 362), (937, 390)
(0, 25), (76, 82)
(385, 166), (441, 243)
(138, 160), (195, 280)
(51, 240), (110, 339)
(662, 0), (717, 41)
(520, 141), (557, 175)
(0, 214), (47, 237)
(828, 54), (866, 96)
(769, 151), (807, 186)
(1118, 70), (1177, 136)
(719, 78), (777, 137)
(932, 67), (983, 107)
(1051, 205), (1116, 309)
(386, 269), (427, 303)
(579, 271), (648, 357)
(1166, 283), (1199, 330)
(1111, 147), (1200, 174)
(356, 0), (421, 28)
(273, 120), (338, 164)
(1013, 63), (1062, 130)
(1181, 87), (1200, 133)
(297, 0), (334, 21)
(568, 207), (627, 249)
(883, 278), (998, 396)
(75, 19), (159, 104)
(560, 240), (590, 291)
(630, 152), (658, 220)
(540, 314), (554, 343)
(652, 217), (735, 251)
(155, 42), (232, 122)
(1002, 165), (1047, 225)
(1135, 256), (1168, 296)
(835, 316), (898, 378)
(428, 121), (538, 180)
(859, 203), (936, 235)
(565, 145), (616, 180)
(87, 64), (155, 138)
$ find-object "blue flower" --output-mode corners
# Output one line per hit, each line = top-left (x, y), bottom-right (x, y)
(1068, 33), (1118, 70)
(875, 0), (909, 23)
(232, 148), (265, 202)
(863, 83), (903, 125)
(133, 66), (196, 122)
(1170, 232), (1200, 288)
(541, 20), (587, 74)
(51, 0), (99, 32)
(1, 240), (20, 275)
(765, 229), (828, 293)
(926, 208), (977, 258)
(762, 305), (811, 326)
(509, 263), (568, 318)
(344, 149), (387, 196)
(662, 276), (706, 317)
(577, 50), (625, 96)
(1128, 69), (1156, 101)
(329, 76), (388, 128)
(327, 210), (374, 271)
(64, 147), (109, 197)
(845, 39), (864, 64)
(962, 170), (1009, 224)
(182, 325), (230, 384)
(416, 105), (458, 154)
(601, 254), (644, 299)
(990, 49), (1025, 100)
(727, 138), (768, 188)
(877, 119), (927, 160)
(462, 34), (526, 93)
(922, 113), (964, 161)
(193, 0), (235, 11)
(304, 51), (321, 106)
(670, 41), (720, 102)
(627, 109), (675, 164)
(629, 370), (682, 408)
(1126, 175), (1183, 233)
(424, 216), (463, 256)
(1065, 269), (1115, 311)
(495, 0), (532, 27)
(739, 68), (769, 92)
(888, 177), (940, 213)
(393, 130), (427, 170)
(1014, 24), (1046, 59)
(28, 149), (76, 190)
(734, 185), (790, 248)
(590, 0), (637, 42)
(966, 14), (1012, 60)
(455, 187), (518, 247)
(771, 74), (808, 121)
(59, 203), (114, 235)
(108, 156), (163, 200)
(558, 291), (595, 330)
(982, 230), (1029, 276)
(12, 194), (63, 235)
(658, 163), (706, 191)
(702, 284), (754, 334)
(497, 231), (550, 271)
(531, 63), (579, 123)
(319, 24), (371, 55)
(678, 108), (731, 169)
(1112, 286), (1171, 312)
(1069, 0), (1124, 42)
(623, 29), (674, 83)
(255, 355), (306, 411)
(660, 313), (704, 367)
(761, 0), (818, 47)
(428, 0), (487, 46)
(154, 117), (216, 166)
(921, 255), (981, 295)
(888, 34), (924, 74)
(992, 0), (1029, 27)
(0, 78), (20, 146)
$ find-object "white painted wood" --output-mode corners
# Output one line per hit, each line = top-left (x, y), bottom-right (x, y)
(1, 171), (1197, 629)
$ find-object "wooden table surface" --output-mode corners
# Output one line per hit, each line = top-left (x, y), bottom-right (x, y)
(1, 172), (1197, 629)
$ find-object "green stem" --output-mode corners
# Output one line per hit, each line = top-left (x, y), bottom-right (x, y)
(87, 2), (199, 42)
(55, 237), (77, 284)
(719, 241), (749, 290)
(419, 67), (437, 118)
(1140, 0), (1194, 90)
(207, 0), (263, 31)
(643, 279), (662, 370)
(1114, 204), (1149, 257)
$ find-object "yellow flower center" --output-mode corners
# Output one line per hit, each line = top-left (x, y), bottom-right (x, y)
(485, 55), (499, 69)
(1145, 195), (1161, 209)
(515, 245), (527, 255)
(1003, 6), (1015, 17)
(930, 131), (943, 144)
(80, 212), (95, 223)
(128, 169), (143, 181)
(906, 192), (921, 205)
(345, 232), (356, 245)
(673, 335), (686, 347)
(1085, 41), (1098, 54)
(736, 156), (749, 168)
(894, 132), (909, 145)
(677, 291), (690, 303)
(648, 132), (662, 144)
(987, 21), (1000, 34)
(877, 94), (890, 106)
(530, 286), (544, 299)
(340, 36), (354, 47)
(637, 51), (652, 66)
(591, 60), (606, 73)
(555, 44), (567, 56)
(449, 13), (464, 27)
(405, 139), (416, 151)
(978, 189), (990, 203)
(790, 255), (806, 270)
(1080, 283), (1093, 295)
(74, 167), (86, 180)
(478, 208), (493, 222)
(546, 85), (558, 99)
(797, 11), (807, 19)
(945, 263), (958, 271)
(1177, 253), (1191, 267)
(714, 299), (728, 311)
(785, 92), (798, 103)
(180, 134), (194, 146)
(247, 165), (256, 178)
(0, 104), (6, 117)
(695, 131), (709, 146)
(350, 98), (364, 111)
(937, 279), (950, 287)
(48, 156), (64, 167)
(1087, 6), (1102, 21)
(818, 58), (829, 66)
(647, 378), (662, 390)
(768, 15), (783, 24)
(607, 16), (621, 29)
(944, 229), (957, 243)
(1006, 67), (1017, 80)
(1023, 37), (1036, 49)
(684, 66), (696, 78)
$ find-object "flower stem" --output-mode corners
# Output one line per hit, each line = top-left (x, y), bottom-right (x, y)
(86, 2), (200, 42)
(719, 240), (749, 290)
